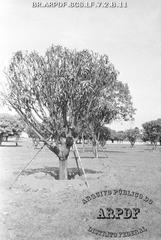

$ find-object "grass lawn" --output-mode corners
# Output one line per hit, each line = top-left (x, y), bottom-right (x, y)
(0, 138), (161, 240)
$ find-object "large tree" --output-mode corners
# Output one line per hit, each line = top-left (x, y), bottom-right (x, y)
(3, 45), (135, 179)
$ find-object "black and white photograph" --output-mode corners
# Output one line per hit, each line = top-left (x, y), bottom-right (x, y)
(0, 0), (161, 239)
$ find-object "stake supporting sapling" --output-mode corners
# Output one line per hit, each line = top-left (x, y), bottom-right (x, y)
(73, 142), (89, 188)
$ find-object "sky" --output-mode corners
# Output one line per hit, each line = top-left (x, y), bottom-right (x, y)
(0, 0), (161, 130)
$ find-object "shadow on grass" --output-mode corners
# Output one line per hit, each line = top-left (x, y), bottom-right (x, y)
(70, 156), (108, 159)
(78, 149), (125, 154)
(14, 167), (102, 180)
(104, 150), (126, 153)
(144, 148), (160, 152)
(0, 145), (22, 147)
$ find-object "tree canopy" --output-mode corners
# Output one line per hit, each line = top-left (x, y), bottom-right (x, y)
(4, 46), (135, 139)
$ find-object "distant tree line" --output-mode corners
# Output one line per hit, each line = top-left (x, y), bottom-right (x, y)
(75, 126), (141, 148)
(1, 114), (160, 150)
(75, 121), (161, 149)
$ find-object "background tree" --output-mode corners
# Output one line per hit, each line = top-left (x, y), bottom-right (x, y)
(109, 129), (117, 143)
(140, 129), (149, 143)
(96, 126), (111, 147)
(3, 45), (135, 179)
(142, 119), (161, 149)
(0, 113), (24, 146)
(115, 131), (126, 143)
(125, 127), (140, 147)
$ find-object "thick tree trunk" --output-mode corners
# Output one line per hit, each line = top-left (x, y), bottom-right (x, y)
(93, 145), (98, 158)
(47, 136), (74, 180)
(15, 135), (20, 147)
(130, 142), (135, 148)
(59, 158), (68, 180)
(92, 139), (98, 158)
